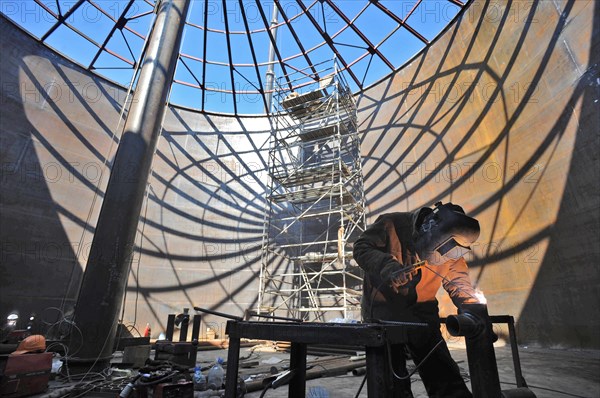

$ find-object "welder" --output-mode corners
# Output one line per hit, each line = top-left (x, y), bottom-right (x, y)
(353, 202), (481, 398)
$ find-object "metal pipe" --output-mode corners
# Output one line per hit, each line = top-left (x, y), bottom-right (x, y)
(179, 313), (190, 342)
(506, 316), (528, 388)
(191, 315), (202, 341)
(245, 310), (303, 322)
(68, 0), (190, 370)
(193, 306), (243, 321)
(166, 314), (176, 341)
(264, 2), (279, 112)
(446, 311), (484, 338)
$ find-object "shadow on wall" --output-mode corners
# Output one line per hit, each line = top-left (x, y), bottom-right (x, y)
(0, 15), (123, 330)
(356, 0), (599, 348)
(0, 16), (272, 339)
(517, 1), (599, 348)
(122, 109), (272, 336)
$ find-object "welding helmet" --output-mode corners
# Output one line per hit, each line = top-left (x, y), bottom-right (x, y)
(414, 202), (480, 265)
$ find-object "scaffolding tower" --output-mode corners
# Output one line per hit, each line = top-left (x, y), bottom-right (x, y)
(257, 60), (367, 322)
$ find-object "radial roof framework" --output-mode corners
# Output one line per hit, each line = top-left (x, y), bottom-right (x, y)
(3, 0), (468, 115)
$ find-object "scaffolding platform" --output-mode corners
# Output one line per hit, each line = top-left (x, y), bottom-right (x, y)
(271, 162), (352, 187)
(269, 185), (357, 205)
(257, 60), (367, 322)
(281, 88), (325, 109)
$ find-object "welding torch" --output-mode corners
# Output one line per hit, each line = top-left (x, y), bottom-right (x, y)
(389, 260), (425, 292)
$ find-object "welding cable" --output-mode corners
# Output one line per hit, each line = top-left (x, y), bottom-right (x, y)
(353, 373), (367, 398)
(386, 338), (445, 381)
(421, 263), (480, 303)
(42, 373), (115, 398)
(258, 385), (271, 398)
(45, 341), (72, 382)
(64, 376), (116, 398)
(369, 277), (392, 321)
(63, 372), (106, 385)
(352, 347), (424, 398)
(41, 307), (85, 358)
(68, 380), (120, 398)
(258, 370), (295, 398)
(121, 180), (153, 332)
(41, 306), (66, 327)
(126, 323), (142, 337)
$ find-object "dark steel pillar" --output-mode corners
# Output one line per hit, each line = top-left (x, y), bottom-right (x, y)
(68, 0), (190, 368)
(447, 304), (502, 398)
(264, 2), (279, 112)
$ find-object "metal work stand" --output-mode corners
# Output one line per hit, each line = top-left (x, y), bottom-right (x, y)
(224, 321), (413, 398)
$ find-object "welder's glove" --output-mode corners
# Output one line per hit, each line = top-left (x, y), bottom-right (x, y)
(380, 258), (413, 292)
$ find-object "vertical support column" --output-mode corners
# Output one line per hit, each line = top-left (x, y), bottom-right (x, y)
(506, 317), (527, 388)
(447, 304), (502, 397)
(224, 321), (241, 398)
(288, 342), (307, 398)
(191, 315), (202, 341)
(68, 0), (190, 369)
(366, 346), (388, 397)
(264, 2), (279, 112)
(179, 313), (190, 342)
(165, 314), (176, 341)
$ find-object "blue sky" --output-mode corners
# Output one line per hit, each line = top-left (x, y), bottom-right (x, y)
(2, 0), (464, 114)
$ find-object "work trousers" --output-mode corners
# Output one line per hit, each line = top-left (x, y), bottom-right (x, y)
(363, 299), (472, 398)
(387, 328), (472, 398)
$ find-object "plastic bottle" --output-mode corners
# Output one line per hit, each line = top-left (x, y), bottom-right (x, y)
(193, 366), (207, 391)
(206, 357), (225, 390)
(143, 323), (151, 337)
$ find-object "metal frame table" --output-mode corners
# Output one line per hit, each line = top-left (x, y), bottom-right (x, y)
(224, 320), (415, 397)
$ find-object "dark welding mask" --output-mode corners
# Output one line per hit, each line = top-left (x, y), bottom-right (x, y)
(414, 202), (480, 265)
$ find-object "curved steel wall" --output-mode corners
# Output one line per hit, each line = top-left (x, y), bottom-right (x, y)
(1, 0), (598, 348)
(0, 16), (270, 339)
(127, 107), (270, 338)
(356, 0), (599, 347)
(1, 16), (123, 325)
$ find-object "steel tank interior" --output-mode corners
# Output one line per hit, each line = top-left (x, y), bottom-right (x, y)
(1, 0), (598, 349)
